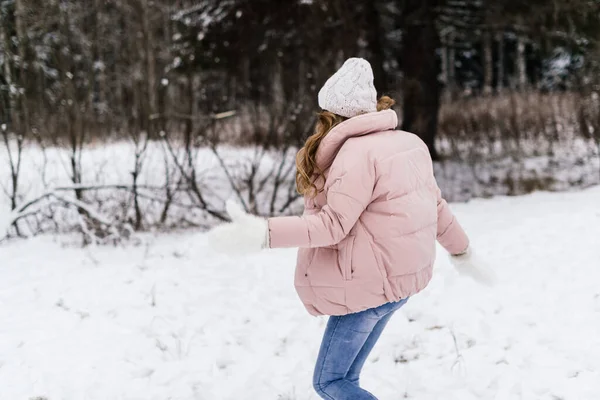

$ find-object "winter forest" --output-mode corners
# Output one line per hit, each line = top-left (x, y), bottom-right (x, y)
(1, 1), (600, 399)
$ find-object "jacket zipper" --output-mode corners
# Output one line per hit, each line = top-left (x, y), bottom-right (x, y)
(344, 236), (355, 281)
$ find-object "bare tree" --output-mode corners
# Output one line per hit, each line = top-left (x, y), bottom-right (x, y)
(516, 36), (527, 90)
(482, 30), (493, 95)
(399, 0), (442, 159)
(496, 32), (505, 92)
(0, 125), (23, 213)
(0, 0), (31, 236)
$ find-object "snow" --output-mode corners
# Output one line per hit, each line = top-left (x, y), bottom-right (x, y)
(0, 140), (597, 232)
(0, 211), (11, 238)
(1, 186), (600, 399)
(0, 142), (283, 235)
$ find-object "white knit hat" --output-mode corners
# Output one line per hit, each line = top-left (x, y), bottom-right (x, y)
(318, 57), (378, 118)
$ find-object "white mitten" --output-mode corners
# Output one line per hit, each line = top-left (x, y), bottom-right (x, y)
(207, 200), (269, 255)
(449, 247), (497, 286)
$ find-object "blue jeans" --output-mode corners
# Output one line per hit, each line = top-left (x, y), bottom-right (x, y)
(313, 298), (409, 399)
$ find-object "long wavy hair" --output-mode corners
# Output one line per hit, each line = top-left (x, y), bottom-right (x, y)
(296, 96), (396, 197)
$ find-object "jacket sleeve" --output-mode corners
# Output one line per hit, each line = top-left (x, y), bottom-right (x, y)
(267, 160), (375, 249)
(436, 186), (470, 255)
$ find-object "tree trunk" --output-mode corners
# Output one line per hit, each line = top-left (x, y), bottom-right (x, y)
(14, 0), (27, 78)
(142, 0), (158, 121)
(516, 36), (527, 90)
(400, 0), (441, 159)
(447, 31), (455, 89)
(14, 0), (30, 133)
(482, 30), (493, 95)
(91, 0), (106, 120)
(441, 37), (448, 86)
(0, 0), (28, 222)
(365, 0), (386, 93)
(496, 32), (504, 93)
(441, 30), (456, 102)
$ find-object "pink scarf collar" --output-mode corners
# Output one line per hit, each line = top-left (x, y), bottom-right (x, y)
(315, 110), (398, 170)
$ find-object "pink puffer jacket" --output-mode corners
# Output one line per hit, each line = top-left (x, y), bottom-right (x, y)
(268, 109), (469, 316)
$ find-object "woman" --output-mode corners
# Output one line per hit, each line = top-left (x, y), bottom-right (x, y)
(209, 58), (492, 399)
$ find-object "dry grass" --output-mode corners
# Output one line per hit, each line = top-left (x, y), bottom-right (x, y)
(437, 91), (600, 159)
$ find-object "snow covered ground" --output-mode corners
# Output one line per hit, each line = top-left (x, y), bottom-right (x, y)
(1, 185), (599, 399)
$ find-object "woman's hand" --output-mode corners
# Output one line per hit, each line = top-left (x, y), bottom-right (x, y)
(207, 200), (269, 255)
(449, 247), (498, 286)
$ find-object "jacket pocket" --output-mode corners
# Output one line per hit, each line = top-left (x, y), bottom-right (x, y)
(338, 235), (356, 281)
